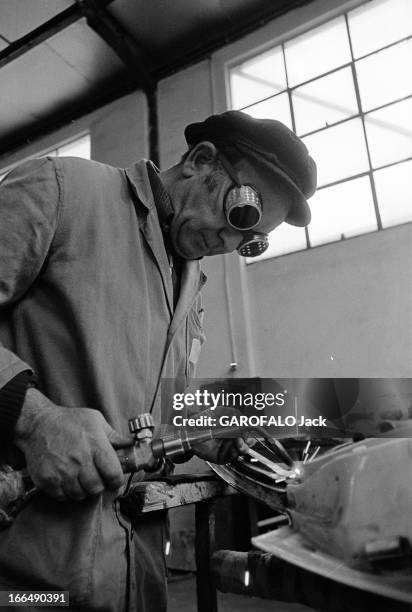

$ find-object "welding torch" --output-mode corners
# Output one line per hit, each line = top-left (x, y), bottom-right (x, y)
(0, 413), (294, 521)
(118, 413), (295, 472)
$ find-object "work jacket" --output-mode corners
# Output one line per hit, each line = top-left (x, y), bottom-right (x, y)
(0, 157), (206, 611)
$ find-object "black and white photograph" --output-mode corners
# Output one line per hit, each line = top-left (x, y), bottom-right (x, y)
(0, 1), (411, 611)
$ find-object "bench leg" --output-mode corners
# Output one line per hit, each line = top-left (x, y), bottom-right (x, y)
(195, 500), (218, 612)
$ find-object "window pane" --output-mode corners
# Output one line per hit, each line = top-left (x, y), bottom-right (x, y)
(242, 93), (292, 129)
(285, 17), (351, 87)
(308, 176), (377, 246)
(293, 67), (358, 135)
(230, 47), (286, 109)
(356, 40), (412, 112)
(349, 0), (412, 59)
(374, 161), (412, 228)
(303, 119), (369, 186)
(365, 98), (412, 168)
(57, 135), (91, 159)
(247, 223), (307, 262)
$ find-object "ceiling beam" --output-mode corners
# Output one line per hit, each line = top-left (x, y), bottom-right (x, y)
(0, 0), (113, 70)
(154, 0), (314, 79)
(77, 0), (155, 93)
(0, 0), (314, 159)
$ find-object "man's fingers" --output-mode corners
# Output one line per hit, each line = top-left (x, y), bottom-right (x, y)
(53, 489), (69, 502)
(44, 485), (68, 502)
(37, 472), (84, 501)
(217, 439), (239, 464)
(35, 473), (67, 501)
(103, 423), (135, 449)
(61, 479), (88, 501)
(94, 421), (132, 491)
(236, 438), (250, 454)
(245, 437), (257, 448)
(93, 445), (124, 491)
(79, 465), (105, 496)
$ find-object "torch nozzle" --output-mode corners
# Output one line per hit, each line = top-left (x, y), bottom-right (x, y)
(152, 424), (295, 470)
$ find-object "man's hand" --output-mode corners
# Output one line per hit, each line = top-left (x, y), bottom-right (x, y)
(186, 407), (252, 464)
(191, 437), (249, 464)
(14, 388), (135, 501)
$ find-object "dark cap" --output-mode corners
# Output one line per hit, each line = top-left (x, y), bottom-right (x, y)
(184, 110), (317, 226)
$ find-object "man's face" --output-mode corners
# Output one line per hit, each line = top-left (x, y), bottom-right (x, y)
(169, 144), (292, 260)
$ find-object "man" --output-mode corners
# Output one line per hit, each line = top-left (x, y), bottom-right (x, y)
(0, 111), (316, 611)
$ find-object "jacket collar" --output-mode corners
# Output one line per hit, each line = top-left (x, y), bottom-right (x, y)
(125, 159), (155, 211)
(124, 160), (206, 320)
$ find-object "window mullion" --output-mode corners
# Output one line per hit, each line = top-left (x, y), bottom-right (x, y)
(345, 13), (382, 230)
(282, 43), (312, 249)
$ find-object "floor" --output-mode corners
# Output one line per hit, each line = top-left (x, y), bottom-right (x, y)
(167, 573), (314, 612)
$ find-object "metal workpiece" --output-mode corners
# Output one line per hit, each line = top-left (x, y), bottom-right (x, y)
(211, 434), (412, 573)
(208, 436), (309, 511)
(286, 436), (412, 569)
(209, 436), (334, 509)
(211, 434), (412, 607)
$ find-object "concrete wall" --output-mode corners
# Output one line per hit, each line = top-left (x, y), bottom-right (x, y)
(158, 60), (213, 169)
(90, 92), (148, 166)
(0, 90), (148, 171)
(247, 224), (412, 377)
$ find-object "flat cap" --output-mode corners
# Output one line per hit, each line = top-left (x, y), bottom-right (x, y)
(184, 110), (317, 226)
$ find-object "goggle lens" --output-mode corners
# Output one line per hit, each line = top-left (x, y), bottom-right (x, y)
(238, 233), (269, 257)
(225, 186), (262, 230)
(218, 152), (269, 258)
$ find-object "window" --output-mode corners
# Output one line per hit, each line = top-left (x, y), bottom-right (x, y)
(229, 0), (412, 260)
(47, 134), (91, 159)
(0, 134), (91, 182)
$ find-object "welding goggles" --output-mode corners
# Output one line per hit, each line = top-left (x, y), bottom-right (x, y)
(218, 152), (269, 258)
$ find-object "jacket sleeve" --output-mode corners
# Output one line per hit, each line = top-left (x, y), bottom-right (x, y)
(0, 157), (61, 390)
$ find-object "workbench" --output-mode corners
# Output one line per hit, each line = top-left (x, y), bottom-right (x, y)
(120, 475), (412, 612)
(121, 474), (237, 612)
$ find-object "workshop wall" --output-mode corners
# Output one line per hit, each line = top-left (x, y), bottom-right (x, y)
(90, 92), (148, 167)
(0, 90), (148, 172)
(247, 224), (412, 377)
(157, 60), (412, 379)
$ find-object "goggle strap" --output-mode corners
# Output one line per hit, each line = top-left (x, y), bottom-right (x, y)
(216, 152), (242, 188)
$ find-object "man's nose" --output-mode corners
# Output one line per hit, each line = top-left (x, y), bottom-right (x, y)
(219, 228), (244, 252)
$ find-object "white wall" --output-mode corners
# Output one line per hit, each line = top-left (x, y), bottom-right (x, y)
(158, 60), (213, 169)
(248, 224), (412, 377)
(157, 0), (412, 379)
(0, 90), (148, 171)
(91, 92), (148, 167)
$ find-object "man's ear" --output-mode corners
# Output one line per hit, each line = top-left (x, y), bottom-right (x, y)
(181, 142), (218, 178)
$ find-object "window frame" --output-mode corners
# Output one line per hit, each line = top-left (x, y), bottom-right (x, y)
(210, 0), (411, 261)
